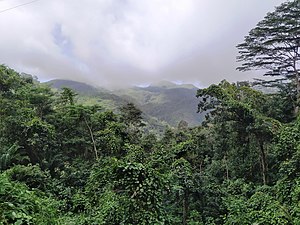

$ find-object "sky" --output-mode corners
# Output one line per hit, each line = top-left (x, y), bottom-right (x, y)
(0, 0), (286, 88)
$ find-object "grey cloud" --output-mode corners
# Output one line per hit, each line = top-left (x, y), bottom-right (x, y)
(0, 0), (285, 88)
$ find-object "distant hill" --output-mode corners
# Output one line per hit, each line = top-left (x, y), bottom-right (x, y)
(46, 79), (100, 95)
(46, 79), (127, 109)
(45, 79), (205, 128)
(113, 84), (204, 127)
(150, 80), (197, 90)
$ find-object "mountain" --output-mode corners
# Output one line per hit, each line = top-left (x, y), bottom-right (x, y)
(46, 79), (127, 109)
(46, 79), (100, 95)
(150, 80), (197, 90)
(113, 84), (204, 127)
(45, 79), (205, 128)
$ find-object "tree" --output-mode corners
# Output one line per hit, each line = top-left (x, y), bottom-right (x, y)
(223, 183), (291, 224)
(197, 80), (281, 185)
(0, 65), (26, 96)
(59, 87), (78, 105)
(50, 105), (102, 160)
(119, 103), (144, 127)
(119, 103), (145, 143)
(178, 120), (189, 130)
(86, 159), (166, 224)
(17, 84), (54, 118)
(170, 158), (194, 225)
(237, 0), (300, 111)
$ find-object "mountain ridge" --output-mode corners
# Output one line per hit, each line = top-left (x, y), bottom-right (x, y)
(45, 79), (205, 128)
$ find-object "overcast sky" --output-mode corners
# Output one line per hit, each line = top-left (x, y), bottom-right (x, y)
(0, 0), (286, 88)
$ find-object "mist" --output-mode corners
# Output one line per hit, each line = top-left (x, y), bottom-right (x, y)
(0, 0), (285, 88)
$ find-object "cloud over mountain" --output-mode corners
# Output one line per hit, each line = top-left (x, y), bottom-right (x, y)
(0, 0), (285, 87)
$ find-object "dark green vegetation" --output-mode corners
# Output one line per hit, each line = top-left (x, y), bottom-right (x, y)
(1, 1), (300, 224)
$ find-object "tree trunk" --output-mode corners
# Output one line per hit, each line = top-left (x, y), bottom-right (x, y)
(295, 72), (300, 116)
(83, 117), (98, 160)
(182, 190), (189, 225)
(224, 155), (229, 180)
(293, 58), (299, 115)
(259, 140), (267, 185)
(199, 160), (203, 173)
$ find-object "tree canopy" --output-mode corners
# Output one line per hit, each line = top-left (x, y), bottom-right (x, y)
(237, 0), (300, 111)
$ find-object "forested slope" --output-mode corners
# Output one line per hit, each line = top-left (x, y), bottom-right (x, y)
(47, 79), (205, 128)
(1, 65), (300, 224)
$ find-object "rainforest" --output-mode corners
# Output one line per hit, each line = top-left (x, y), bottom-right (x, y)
(1, 0), (300, 224)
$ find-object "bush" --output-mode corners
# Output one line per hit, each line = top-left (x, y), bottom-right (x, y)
(0, 172), (59, 224)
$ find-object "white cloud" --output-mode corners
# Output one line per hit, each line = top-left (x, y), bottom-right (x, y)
(0, 0), (285, 87)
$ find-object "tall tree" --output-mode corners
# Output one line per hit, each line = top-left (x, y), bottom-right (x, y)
(119, 103), (145, 143)
(119, 103), (144, 127)
(59, 87), (78, 105)
(237, 0), (300, 111)
(197, 80), (281, 184)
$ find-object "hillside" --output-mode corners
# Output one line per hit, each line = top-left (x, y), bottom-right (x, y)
(45, 79), (205, 128)
(114, 84), (204, 127)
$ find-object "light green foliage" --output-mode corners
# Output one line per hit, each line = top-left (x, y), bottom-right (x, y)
(0, 172), (59, 225)
(59, 87), (78, 105)
(0, 65), (26, 95)
(276, 117), (300, 178)
(95, 121), (127, 156)
(85, 158), (167, 224)
(224, 185), (291, 224)
(0, 144), (21, 171)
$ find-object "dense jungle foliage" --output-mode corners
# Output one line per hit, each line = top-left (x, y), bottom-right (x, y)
(1, 0), (300, 224)
(1, 67), (300, 224)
